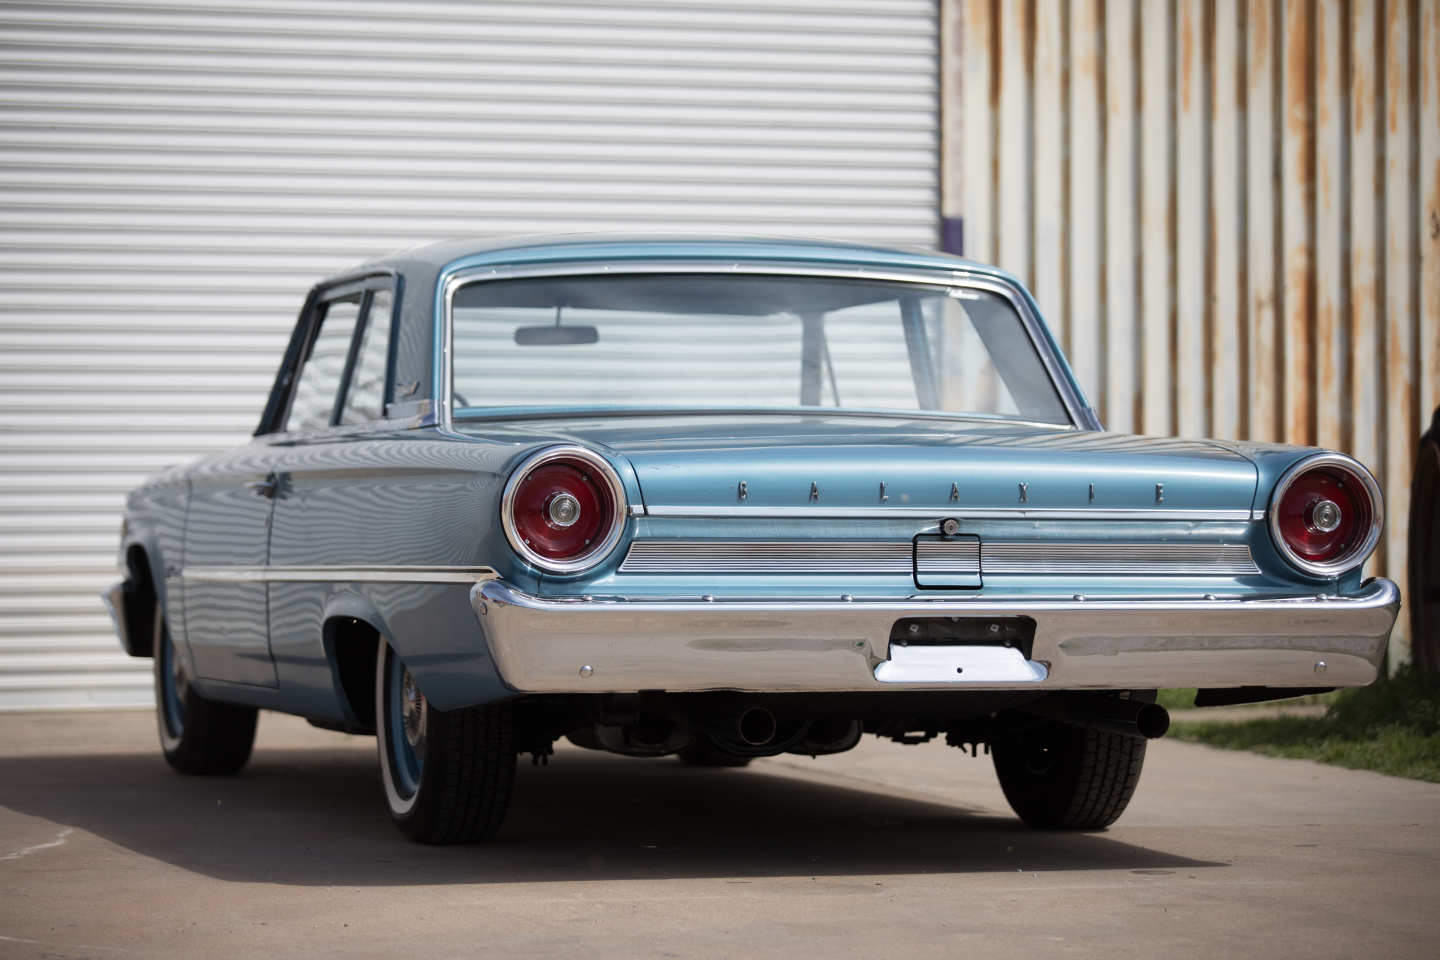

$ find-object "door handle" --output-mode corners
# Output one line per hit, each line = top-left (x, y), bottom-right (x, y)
(245, 475), (278, 499)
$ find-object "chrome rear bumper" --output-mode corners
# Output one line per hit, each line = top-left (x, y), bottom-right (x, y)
(471, 578), (1399, 694)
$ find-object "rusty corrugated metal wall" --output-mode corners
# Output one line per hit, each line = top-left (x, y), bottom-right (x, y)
(942, 0), (1440, 662)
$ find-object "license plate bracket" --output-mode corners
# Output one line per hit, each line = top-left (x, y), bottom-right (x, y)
(888, 615), (1036, 661)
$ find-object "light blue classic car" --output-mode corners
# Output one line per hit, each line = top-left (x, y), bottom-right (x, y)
(104, 237), (1399, 843)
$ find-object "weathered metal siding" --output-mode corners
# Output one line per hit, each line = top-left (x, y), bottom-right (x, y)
(943, 0), (1439, 663)
(0, 0), (941, 709)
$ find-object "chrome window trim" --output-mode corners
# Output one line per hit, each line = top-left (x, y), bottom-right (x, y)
(438, 260), (1092, 431)
(1267, 452), (1384, 578)
(261, 409), (423, 444)
(448, 404), (1078, 431)
(275, 274), (396, 437)
(182, 565), (499, 584)
(499, 444), (629, 575)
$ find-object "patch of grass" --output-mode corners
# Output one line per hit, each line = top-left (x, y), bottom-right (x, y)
(1169, 667), (1440, 782)
(1155, 687), (1337, 711)
(1156, 688), (1197, 710)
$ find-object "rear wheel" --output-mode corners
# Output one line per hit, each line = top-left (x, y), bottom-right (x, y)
(375, 639), (516, 843)
(991, 719), (1146, 830)
(154, 600), (257, 774)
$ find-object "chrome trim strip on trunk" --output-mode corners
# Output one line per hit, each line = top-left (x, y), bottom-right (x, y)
(619, 541), (914, 574)
(980, 542), (1259, 576)
(637, 505), (1258, 521)
(618, 540), (1260, 577)
(181, 565), (499, 584)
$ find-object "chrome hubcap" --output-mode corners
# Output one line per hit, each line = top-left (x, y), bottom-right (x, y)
(400, 667), (426, 752)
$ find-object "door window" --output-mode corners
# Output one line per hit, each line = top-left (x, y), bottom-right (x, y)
(340, 289), (392, 424)
(286, 297), (361, 432)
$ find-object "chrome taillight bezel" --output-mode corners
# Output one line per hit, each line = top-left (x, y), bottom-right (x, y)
(501, 445), (627, 575)
(1267, 452), (1383, 579)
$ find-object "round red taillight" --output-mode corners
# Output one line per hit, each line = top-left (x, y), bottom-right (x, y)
(502, 447), (625, 573)
(1269, 454), (1382, 578)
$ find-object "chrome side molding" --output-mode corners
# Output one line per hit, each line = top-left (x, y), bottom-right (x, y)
(181, 565), (499, 584)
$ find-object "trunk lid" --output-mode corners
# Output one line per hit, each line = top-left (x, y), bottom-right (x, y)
(466, 414), (1259, 515)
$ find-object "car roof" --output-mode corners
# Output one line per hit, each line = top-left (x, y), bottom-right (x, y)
(335, 233), (1014, 286)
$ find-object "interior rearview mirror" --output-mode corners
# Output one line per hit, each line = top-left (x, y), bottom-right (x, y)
(513, 325), (599, 346)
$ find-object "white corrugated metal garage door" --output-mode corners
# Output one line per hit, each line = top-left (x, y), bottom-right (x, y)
(0, 0), (939, 708)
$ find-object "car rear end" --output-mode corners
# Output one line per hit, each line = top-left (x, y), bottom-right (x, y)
(437, 241), (1398, 833)
(475, 423), (1396, 699)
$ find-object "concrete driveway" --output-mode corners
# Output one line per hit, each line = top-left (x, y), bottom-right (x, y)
(0, 709), (1436, 959)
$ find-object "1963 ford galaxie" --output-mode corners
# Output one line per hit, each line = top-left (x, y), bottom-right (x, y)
(104, 237), (1400, 843)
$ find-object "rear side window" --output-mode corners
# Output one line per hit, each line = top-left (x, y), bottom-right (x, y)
(287, 297), (361, 432)
(341, 289), (392, 424)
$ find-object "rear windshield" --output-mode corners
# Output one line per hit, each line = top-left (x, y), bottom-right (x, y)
(450, 273), (1071, 424)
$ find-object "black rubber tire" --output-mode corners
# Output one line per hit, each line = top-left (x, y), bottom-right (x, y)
(376, 640), (516, 844)
(1410, 408), (1440, 674)
(991, 720), (1146, 830)
(154, 602), (258, 775)
(677, 738), (752, 768)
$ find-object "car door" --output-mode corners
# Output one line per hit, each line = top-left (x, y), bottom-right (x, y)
(264, 279), (397, 688)
(182, 290), (364, 687)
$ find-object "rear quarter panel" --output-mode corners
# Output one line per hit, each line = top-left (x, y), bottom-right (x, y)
(262, 427), (581, 714)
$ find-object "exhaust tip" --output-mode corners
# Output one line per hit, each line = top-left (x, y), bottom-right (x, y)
(737, 707), (777, 746)
(1137, 703), (1170, 739)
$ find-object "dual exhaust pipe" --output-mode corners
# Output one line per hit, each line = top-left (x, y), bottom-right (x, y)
(726, 706), (861, 756)
(724, 696), (1168, 758)
(1021, 695), (1171, 740)
(737, 706), (778, 746)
